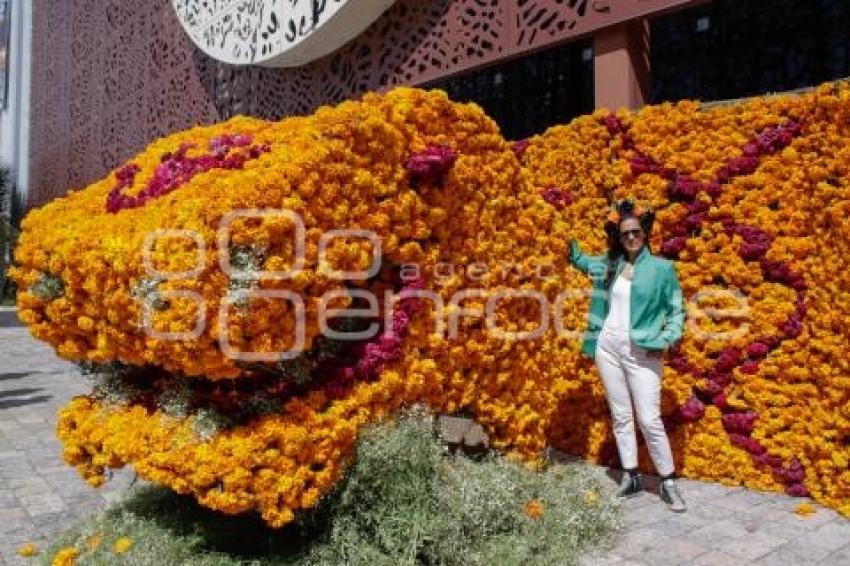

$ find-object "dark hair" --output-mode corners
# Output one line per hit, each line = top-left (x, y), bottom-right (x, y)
(602, 199), (656, 290)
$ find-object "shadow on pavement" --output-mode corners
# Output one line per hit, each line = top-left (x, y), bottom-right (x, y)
(0, 386), (52, 408)
(0, 387), (45, 399)
(0, 308), (23, 328)
(0, 371), (35, 382)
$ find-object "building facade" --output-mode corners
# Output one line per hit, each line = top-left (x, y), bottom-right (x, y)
(17, 0), (850, 208)
(0, 0), (31, 206)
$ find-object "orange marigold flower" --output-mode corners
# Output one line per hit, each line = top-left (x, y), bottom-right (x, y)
(583, 489), (600, 506)
(18, 543), (38, 557)
(112, 536), (133, 554)
(524, 499), (544, 519)
(794, 503), (816, 516)
(51, 547), (79, 566)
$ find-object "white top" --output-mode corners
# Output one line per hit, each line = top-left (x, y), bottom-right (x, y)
(603, 274), (631, 332)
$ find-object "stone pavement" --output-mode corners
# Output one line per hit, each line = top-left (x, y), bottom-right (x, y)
(578, 473), (850, 566)
(0, 319), (848, 565)
(0, 325), (135, 565)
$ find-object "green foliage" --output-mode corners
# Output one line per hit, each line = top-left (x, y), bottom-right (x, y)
(276, 355), (313, 386)
(39, 410), (621, 565)
(228, 244), (267, 309)
(0, 166), (21, 305)
(192, 408), (235, 442)
(29, 271), (64, 300)
(236, 393), (284, 422)
(131, 276), (170, 311)
(157, 382), (192, 419)
(77, 362), (162, 408)
(304, 410), (621, 565)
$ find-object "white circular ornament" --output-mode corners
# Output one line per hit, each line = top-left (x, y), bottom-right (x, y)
(173, 0), (397, 67)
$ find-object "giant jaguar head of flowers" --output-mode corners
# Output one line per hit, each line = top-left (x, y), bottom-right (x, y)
(11, 84), (850, 525)
(12, 88), (580, 526)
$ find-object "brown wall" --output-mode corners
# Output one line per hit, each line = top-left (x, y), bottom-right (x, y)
(27, 0), (700, 207)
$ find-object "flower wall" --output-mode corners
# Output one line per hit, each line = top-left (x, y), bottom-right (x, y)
(526, 82), (850, 515)
(10, 84), (850, 526)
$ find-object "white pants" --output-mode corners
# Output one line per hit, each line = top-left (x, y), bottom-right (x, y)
(594, 326), (675, 476)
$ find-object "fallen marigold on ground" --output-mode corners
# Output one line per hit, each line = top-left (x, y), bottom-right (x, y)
(794, 502), (817, 516)
(50, 547), (79, 566)
(112, 536), (133, 554)
(18, 543), (38, 557)
(524, 499), (544, 519)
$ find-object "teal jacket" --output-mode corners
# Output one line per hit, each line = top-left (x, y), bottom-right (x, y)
(569, 240), (685, 359)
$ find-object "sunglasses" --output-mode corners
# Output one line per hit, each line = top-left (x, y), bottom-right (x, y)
(619, 229), (644, 240)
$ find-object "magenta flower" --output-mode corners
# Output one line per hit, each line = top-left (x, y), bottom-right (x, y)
(740, 242), (771, 261)
(705, 181), (722, 198)
(671, 221), (689, 237)
(669, 354), (694, 373)
(116, 163), (140, 183)
(749, 443), (768, 456)
(786, 483), (810, 497)
(732, 224), (772, 244)
(687, 200), (710, 214)
(704, 369), (732, 386)
(377, 334), (403, 358)
(711, 391), (728, 410)
(540, 186), (573, 210)
(675, 396), (705, 423)
(668, 175), (704, 201)
(405, 145), (458, 185)
(106, 133), (270, 213)
(661, 237), (687, 258)
(323, 274), (425, 397)
(774, 458), (806, 484)
(758, 260), (807, 291)
(739, 360), (760, 375)
(742, 142), (760, 157)
(603, 113), (623, 135)
(391, 310), (410, 334)
(754, 453), (783, 468)
(755, 120), (802, 154)
(715, 347), (742, 372)
(703, 377), (726, 396)
(781, 316), (803, 338)
(325, 380), (350, 400)
(745, 439), (767, 456)
(511, 139), (530, 159)
(795, 295), (808, 315)
(722, 411), (758, 435)
(630, 154), (666, 177)
(747, 342), (770, 360)
(729, 433), (765, 455)
(685, 213), (707, 231)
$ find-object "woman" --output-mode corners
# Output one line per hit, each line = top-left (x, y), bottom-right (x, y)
(569, 199), (687, 512)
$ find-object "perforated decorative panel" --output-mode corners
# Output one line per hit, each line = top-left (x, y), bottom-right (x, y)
(172, 0), (398, 67)
(27, 0), (700, 207)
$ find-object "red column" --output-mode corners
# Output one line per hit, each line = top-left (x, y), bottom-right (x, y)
(594, 19), (651, 110)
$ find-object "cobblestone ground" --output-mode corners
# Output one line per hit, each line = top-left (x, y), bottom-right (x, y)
(0, 324), (135, 566)
(576, 470), (850, 565)
(1, 316), (849, 565)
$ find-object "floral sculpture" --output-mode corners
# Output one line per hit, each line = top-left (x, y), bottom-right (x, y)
(11, 83), (850, 525)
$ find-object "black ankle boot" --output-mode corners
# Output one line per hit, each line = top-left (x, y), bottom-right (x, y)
(615, 471), (641, 497)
